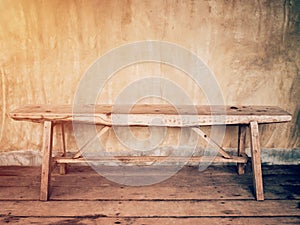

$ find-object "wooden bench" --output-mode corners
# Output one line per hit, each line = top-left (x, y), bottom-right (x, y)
(10, 104), (292, 201)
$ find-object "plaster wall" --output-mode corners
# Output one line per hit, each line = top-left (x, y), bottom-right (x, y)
(0, 0), (299, 161)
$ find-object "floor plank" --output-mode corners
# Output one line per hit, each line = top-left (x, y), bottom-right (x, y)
(1, 217), (300, 225)
(0, 184), (299, 201)
(0, 165), (298, 177)
(1, 172), (298, 187)
(0, 165), (299, 224)
(1, 200), (300, 217)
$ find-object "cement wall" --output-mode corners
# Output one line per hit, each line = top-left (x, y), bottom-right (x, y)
(0, 0), (299, 163)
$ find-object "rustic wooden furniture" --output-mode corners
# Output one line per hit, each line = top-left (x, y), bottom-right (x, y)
(10, 104), (292, 201)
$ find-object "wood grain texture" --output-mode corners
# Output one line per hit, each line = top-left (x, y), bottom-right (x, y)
(250, 121), (264, 201)
(1, 217), (299, 225)
(10, 104), (292, 126)
(1, 165), (299, 205)
(1, 166), (299, 188)
(55, 155), (248, 164)
(39, 121), (53, 201)
(0, 200), (299, 217)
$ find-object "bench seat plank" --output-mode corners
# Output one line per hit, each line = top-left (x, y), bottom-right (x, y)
(10, 104), (291, 127)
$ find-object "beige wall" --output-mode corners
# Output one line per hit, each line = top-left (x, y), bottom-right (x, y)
(0, 0), (299, 154)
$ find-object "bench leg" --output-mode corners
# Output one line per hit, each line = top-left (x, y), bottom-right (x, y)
(57, 123), (67, 175)
(237, 125), (247, 175)
(249, 121), (264, 201)
(40, 121), (53, 201)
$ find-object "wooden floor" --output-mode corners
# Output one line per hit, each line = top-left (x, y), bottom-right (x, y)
(0, 164), (299, 224)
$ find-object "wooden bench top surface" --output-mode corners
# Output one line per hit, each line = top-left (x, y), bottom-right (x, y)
(10, 104), (292, 127)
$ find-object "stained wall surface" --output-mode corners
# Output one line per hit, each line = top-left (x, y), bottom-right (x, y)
(0, 0), (299, 155)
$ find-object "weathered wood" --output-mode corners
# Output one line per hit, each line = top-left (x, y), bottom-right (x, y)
(40, 121), (53, 201)
(1, 182), (299, 201)
(1, 165), (298, 177)
(0, 165), (299, 224)
(59, 164), (296, 177)
(1, 168), (299, 188)
(0, 200), (299, 217)
(10, 104), (292, 201)
(1, 217), (299, 225)
(56, 123), (67, 175)
(10, 104), (292, 126)
(192, 127), (231, 159)
(237, 125), (247, 175)
(250, 121), (264, 201)
(0, 186), (254, 201)
(73, 126), (110, 159)
(56, 155), (248, 164)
